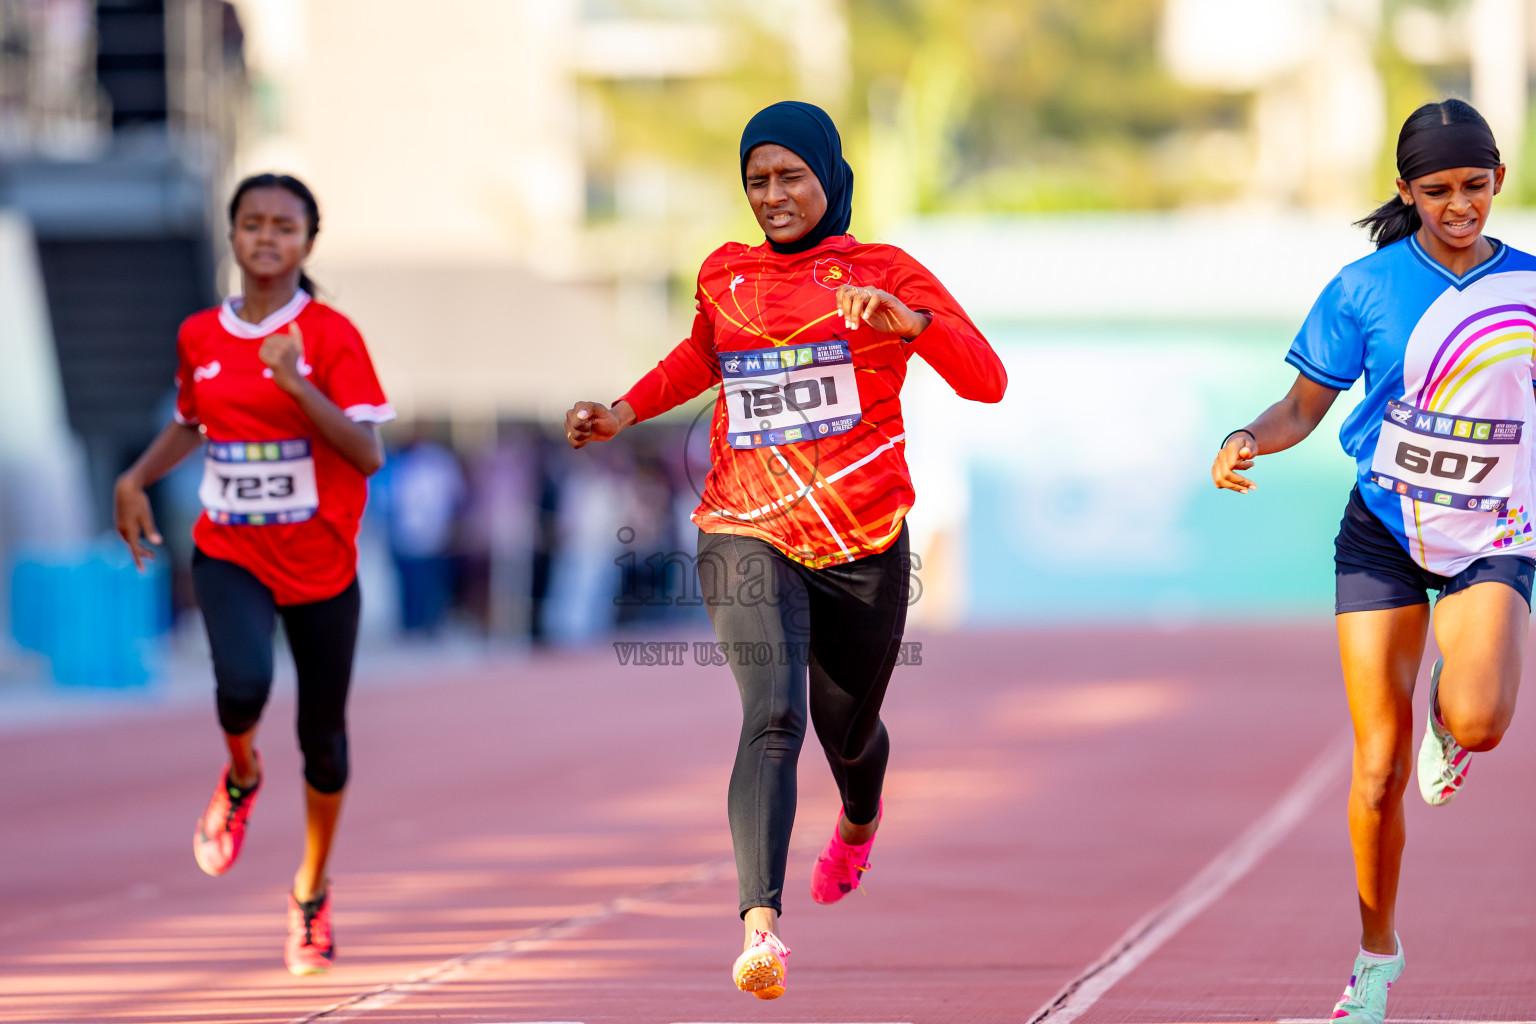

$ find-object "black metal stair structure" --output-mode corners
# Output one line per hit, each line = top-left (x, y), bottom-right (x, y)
(98, 0), (171, 128)
(39, 239), (203, 443)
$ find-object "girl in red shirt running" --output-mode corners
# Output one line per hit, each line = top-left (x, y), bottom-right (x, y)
(564, 101), (1006, 999)
(114, 174), (393, 976)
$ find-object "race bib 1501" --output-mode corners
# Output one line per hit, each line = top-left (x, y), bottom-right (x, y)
(1369, 398), (1522, 512)
(198, 439), (320, 525)
(720, 341), (862, 450)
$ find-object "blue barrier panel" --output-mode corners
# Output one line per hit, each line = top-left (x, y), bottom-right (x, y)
(946, 324), (1361, 624)
(9, 543), (169, 687)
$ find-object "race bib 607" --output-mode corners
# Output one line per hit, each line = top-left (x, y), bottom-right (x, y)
(1369, 398), (1522, 512)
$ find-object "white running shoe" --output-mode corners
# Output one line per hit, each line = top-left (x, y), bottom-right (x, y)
(1417, 658), (1471, 806)
(1330, 937), (1404, 1024)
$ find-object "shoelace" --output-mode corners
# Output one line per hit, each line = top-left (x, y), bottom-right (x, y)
(827, 837), (871, 875)
(1335, 956), (1396, 1016)
(221, 786), (252, 832)
(749, 929), (790, 959)
(839, 845), (873, 892)
(1441, 751), (1470, 794)
(1428, 680), (1469, 789)
(299, 898), (329, 948)
(1433, 722), (1471, 792)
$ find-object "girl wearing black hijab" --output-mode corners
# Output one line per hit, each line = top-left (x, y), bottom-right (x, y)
(564, 101), (1006, 999)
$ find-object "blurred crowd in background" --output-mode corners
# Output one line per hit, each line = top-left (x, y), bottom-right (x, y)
(144, 417), (708, 645)
(346, 419), (706, 643)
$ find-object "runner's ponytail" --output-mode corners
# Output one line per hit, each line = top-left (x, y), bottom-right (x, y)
(1356, 99), (1494, 249)
(229, 172), (323, 296)
(1357, 194), (1421, 250)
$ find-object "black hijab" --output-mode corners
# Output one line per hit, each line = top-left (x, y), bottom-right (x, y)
(739, 101), (854, 255)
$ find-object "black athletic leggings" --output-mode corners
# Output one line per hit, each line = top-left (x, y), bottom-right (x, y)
(191, 549), (360, 794)
(698, 525), (910, 917)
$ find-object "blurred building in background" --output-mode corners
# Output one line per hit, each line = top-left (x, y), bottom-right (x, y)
(9, 0), (1536, 677)
(228, 0), (851, 423)
(1164, 0), (1532, 207)
(1, 0), (245, 527)
(0, 0), (247, 681)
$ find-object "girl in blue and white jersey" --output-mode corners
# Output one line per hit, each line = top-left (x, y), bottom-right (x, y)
(1212, 99), (1535, 1024)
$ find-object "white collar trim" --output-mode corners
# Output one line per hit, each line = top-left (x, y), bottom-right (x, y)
(219, 289), (311, 338)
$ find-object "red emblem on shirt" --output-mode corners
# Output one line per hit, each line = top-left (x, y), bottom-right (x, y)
(814, 259), (854, 289)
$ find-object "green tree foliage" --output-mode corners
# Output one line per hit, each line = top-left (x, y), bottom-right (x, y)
(848, 0), (1246, 218)
(579, 0), (1264, 285)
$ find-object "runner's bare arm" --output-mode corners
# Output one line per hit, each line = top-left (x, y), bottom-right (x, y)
(565, 401), (635, 449)
(261, 327), (384, 476)
(114, 420), (205, 569)
(1212, 372), (1341, 494)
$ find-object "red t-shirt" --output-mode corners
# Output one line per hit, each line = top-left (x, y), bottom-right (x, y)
(619, 235), (1006, 568)
(174, 291), (394, 605)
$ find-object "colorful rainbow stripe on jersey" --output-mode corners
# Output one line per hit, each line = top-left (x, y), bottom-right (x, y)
(1416, 304), (1536, 412)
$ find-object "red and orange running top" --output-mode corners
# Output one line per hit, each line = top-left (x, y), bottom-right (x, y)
(620, 234), (1006, 568)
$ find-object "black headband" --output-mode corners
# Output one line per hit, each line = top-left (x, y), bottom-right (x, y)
(1397, 121), (1501, 182)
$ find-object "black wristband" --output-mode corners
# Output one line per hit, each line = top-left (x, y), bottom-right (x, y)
(1221, 428), (1256, 451)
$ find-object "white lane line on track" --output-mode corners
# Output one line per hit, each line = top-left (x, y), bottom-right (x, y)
(1027, 730), (1353, 1024)
(1280, 1020), (1536, 1023)
(287, 860), (732, 1024)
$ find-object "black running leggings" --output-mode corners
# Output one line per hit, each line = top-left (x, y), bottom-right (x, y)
(698, 525), (910, 918)
(191, 550), (360, 794)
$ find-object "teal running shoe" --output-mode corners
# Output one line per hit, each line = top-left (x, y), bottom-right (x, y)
(1330, 938), (1404, 1024)
(1418, 658), (1471, 806)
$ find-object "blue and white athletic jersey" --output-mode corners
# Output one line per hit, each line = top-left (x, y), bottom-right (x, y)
(1289, 234), (1536, 575)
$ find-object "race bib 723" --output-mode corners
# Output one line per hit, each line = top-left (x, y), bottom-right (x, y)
(198, 439), (320, 525)
(720, 341), (862, 449)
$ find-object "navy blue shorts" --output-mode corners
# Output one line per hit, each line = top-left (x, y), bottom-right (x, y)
(1334, 487), (1535, 614)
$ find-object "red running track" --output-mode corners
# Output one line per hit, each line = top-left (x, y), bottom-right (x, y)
(3, 626), (1535, 1024)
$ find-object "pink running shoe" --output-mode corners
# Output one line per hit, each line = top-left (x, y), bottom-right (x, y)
(810, 801), (881, 905)
(285, 890), (336, 975)
(193, 759), (261, 876)
(732, 929), (789, 999)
